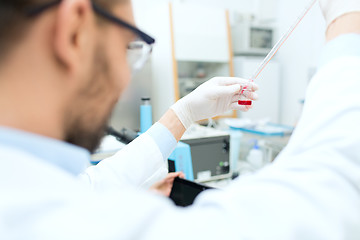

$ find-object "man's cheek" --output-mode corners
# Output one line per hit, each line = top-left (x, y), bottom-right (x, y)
(116, 69), (131, 97)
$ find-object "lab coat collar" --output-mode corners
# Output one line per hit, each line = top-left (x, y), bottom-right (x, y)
(0, 126), (90, 176)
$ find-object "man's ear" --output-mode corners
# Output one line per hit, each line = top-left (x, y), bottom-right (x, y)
(53, 0), (94, 73)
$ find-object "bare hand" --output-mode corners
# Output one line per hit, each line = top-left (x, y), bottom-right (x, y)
(150, 172), (185, 197)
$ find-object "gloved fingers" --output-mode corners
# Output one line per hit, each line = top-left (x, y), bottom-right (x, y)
(215, 77), (251, 86)
(230, 102), (252, 112)
(231, 94), (242, 102)
(231, 92), (258, 103)
(214, 84), (242, 97)
(243, 90), (259, 100)
(215, 77), (259, 92)
(243, 82), (259, 92)
(229, 94), (255, 110)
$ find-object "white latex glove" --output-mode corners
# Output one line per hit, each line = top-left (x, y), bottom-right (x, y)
(171, 77), (258, 129)
(319, 0), (360, 27)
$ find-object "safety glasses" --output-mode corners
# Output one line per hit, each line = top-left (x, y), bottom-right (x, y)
(26, 0), (155, 72)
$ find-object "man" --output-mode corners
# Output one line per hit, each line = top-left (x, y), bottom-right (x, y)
(0, 0), (256, 237)
(0, 0), (256, 190)
(0, 0), (360, 239)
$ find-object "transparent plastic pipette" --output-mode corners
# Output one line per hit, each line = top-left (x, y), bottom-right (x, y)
(239, 0), (318, 105)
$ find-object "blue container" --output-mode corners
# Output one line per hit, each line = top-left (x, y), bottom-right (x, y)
(140, 97), (152, 133)
(169, 142), (194, 181)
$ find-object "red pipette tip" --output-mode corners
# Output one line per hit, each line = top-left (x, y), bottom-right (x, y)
(238, 100), (252, 106)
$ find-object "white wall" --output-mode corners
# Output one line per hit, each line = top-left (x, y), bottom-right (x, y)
(132, 3), (176, 121)
(133, 0), (259, 14)
(275, 0), (326, 125)
(133, 0), (268, 28)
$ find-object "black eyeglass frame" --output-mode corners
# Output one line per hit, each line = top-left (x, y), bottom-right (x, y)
(26, 0), (155, 45)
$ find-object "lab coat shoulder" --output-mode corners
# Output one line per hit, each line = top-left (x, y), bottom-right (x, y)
(0, 145), (85, 190)
(277, 56), (360, 176)
(81, 132), (168, 192)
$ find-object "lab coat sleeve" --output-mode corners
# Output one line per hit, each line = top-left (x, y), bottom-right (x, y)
(79, 124), (177, 191)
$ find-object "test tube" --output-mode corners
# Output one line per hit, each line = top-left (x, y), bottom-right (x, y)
(238, 86), (252, 106)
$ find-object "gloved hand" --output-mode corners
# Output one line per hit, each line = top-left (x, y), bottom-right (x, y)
(171, 77), (258, 129)
(319, 0), (360, 28)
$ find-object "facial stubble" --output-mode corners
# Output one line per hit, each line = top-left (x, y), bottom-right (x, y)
(64, 45), (119, 153)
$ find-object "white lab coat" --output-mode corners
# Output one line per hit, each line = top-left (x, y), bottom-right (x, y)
(80, 133), (169, 191)
(1, 56), (360, 239)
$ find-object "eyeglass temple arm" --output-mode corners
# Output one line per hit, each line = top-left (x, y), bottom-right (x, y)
(91, 2), (155, 45)
(26, 0), (155, 46)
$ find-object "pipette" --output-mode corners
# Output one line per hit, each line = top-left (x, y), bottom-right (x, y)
(239, 0), (318, 105)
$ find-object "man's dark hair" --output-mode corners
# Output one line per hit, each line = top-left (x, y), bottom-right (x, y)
(0, 0), (125, 62)
(0, 0), (42, 60)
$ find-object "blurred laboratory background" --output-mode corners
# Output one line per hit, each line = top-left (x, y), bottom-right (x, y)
(103, 0), (326, 183)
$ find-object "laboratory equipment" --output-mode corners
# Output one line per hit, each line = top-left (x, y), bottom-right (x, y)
(181, 125), (231, 182)
(91, 127), (138, 164)
(225, 118), (292, 167)
(232, 21), (275, 56)
(246, 140), (264, 170)
(238, 0), (318, 106)
(140, 97), (153, 133)
(107, 126), (138, 144)
(229, 130), (243, 174)
(228, 121), (293, 137)
(168, 142), (195, 181)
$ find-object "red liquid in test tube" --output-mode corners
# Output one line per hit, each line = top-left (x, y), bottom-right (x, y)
(238, 100), (252, 106)
(238, 85), (252, 106)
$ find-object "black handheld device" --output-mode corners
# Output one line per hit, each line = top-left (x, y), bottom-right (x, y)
(169, 177), (214, 207)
